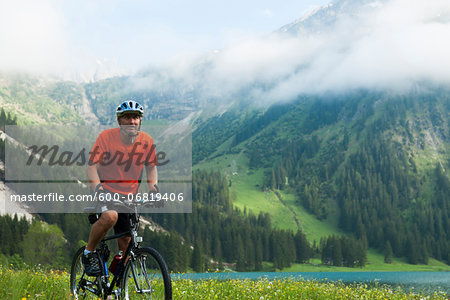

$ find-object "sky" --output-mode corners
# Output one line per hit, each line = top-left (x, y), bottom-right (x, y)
(1, 0), (450, 101)
(0, 0), (329, 75)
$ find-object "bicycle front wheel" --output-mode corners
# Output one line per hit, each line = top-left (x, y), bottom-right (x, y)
(121, 247), (172, 300)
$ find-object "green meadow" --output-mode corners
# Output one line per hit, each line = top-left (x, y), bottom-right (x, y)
(1, 267), (447, 299)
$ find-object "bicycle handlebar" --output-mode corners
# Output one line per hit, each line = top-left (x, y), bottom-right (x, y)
(84, 196), (160, 214)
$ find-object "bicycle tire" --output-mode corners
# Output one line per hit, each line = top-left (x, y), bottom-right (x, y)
(121, 247), (172, 300)
(70, 246), (103, 299)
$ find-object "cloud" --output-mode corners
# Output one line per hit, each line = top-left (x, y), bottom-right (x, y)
(246, 0), (450, 101)
(133, 0), (450, 104)
(3, 0), (450, 100)
(0, 0), (124, 79)
(315, 0), (450, 92)
(263, 9), (273, 18)
(0, 0), (69, 74)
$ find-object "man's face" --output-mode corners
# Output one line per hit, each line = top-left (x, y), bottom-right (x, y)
(118, 113), (142, 136)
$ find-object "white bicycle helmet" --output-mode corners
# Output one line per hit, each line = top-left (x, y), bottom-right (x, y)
(116, 100), (144, 117)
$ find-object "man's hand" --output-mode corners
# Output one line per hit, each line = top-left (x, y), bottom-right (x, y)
(149, 184), (159, 193)
(95, 183), (104, 193)
(87, 163), (103, 192)
(145, 165), (158, 193)
(93, 183), (108, 203)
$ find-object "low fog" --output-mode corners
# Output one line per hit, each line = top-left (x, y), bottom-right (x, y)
(2, 0), (450, 103)
(131, 0), (450, 103)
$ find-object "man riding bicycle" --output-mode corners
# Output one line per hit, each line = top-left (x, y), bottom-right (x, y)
(83, 100), (158, 276)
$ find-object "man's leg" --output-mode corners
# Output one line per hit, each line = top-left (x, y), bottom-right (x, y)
(86, 210), (118, 251)
(118, 236), (131, 252)
(83, 210), (118, 276)
(113, 213), (132, 253)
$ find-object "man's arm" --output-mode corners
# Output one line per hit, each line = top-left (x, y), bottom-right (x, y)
(145, 165), (158, 192)
(86, 163), (103, 191)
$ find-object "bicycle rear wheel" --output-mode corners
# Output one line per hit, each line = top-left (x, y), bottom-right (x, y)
(121, 247), (172, 300)
(70, 246), (102, 299)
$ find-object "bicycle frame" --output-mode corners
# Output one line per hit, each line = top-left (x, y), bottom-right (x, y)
(106, 212), (146, 293)
(79, 211), (143, 297)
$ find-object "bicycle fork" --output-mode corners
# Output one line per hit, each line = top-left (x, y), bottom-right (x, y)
(129, 252), (153, 294)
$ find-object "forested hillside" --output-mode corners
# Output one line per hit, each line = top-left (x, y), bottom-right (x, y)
(195, 87), (449, 265)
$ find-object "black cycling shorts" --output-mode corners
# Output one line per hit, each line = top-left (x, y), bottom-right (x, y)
(113, 213), (131, 235)
(95, 187), (132, 235)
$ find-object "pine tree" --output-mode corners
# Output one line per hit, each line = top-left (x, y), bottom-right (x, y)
(384, 240), (393, 264)
(331, 237), (343, 267)
(294, 230), (311, 263)
(254, 235), (263, 271)
(235, 234), (246, 271)
(191, 241), (204, 272)
(0, 108), (6, 131)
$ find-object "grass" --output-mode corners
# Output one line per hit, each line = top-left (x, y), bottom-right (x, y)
(1, 266), (447, 299)
(0, 266), (69, 299)
(211, 153), (304, 230)
(226, 154), (345, 236)
(362, 250), (450, 272)
(171, 277), (447, 299)
(231, 171), (298, 230)
(196, 149), (343, 235)
(279, 191), (344, 242)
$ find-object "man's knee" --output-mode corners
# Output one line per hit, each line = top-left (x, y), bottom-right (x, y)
(99, 210), (118, 228)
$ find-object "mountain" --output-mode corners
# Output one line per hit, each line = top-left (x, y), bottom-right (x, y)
(0, 0), (449, 270)
(0, 73), (96, 125)
(278, 0), (386, 36)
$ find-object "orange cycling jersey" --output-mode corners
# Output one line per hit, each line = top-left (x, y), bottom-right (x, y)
(88, 128), (157, 194)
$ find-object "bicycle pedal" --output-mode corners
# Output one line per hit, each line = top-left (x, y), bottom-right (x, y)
(114, 289), (121, 296)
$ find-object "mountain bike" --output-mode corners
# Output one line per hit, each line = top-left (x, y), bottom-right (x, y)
(70, 201), (172, 299)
